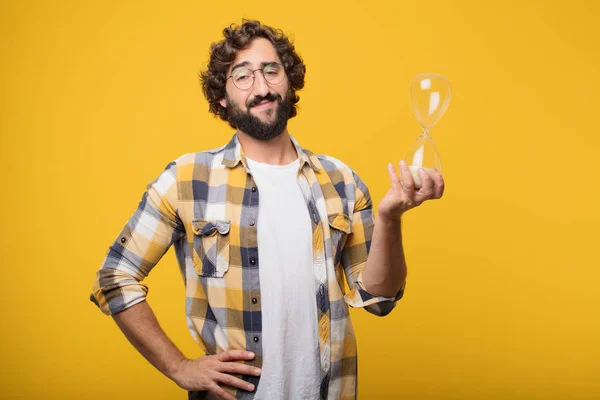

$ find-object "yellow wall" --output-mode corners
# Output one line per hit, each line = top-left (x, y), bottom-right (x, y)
(1, 0), (599, 398)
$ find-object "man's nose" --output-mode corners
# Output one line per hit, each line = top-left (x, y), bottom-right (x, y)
(251, 71), (270, 98)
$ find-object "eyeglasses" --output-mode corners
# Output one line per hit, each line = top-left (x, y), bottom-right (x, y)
(227, 62), (285, 90)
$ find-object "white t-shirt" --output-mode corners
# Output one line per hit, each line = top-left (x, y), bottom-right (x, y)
(246, 156), (320, 400)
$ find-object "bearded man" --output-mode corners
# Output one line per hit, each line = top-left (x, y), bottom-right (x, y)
(91, 19), (444, 400)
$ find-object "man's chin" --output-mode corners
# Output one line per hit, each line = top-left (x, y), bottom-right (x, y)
(250, 111), (277, 124)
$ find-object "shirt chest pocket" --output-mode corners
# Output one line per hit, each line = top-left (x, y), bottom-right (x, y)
(191, 219), (231, 278)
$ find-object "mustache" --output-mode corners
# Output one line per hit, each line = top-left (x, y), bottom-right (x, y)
(247, 92), (282, 109)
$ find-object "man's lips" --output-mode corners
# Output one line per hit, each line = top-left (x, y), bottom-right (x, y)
(251, 100), (275, 109)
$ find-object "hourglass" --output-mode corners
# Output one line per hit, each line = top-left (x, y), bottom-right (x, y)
(404, 73), (452, 188)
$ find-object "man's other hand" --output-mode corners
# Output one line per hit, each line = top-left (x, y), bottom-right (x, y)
(173, 350), (262, 400)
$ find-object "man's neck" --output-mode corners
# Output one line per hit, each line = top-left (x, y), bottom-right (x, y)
(236, 128), (298, 165)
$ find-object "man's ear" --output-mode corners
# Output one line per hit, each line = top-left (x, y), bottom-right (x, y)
(219, 98), (227, 108)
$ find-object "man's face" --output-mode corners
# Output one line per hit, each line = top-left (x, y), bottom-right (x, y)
(219, 38), (292, 141)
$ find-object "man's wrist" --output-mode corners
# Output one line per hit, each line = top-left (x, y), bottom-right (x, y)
(168, 356), (190, 384)
(377, 211), (403, 225)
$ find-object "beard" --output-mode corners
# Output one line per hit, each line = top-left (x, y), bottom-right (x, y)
(226, 91), (292, 141)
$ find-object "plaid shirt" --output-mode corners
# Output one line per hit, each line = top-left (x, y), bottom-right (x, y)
(91, 133), (404, 399)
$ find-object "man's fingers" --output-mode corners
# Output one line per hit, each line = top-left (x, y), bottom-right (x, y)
(433, 170), (445, 198)
(387, 163), (401, 186)
(220, 361), (262, 377)
(415, 169), (434, 203)
(217, 350), (255, 362)
(399, 161), (415, 193)
(215, 372), (256, 392)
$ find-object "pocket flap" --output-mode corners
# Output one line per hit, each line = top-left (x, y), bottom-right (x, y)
(192, 219), (231, 236)
(328, 213), (352, 234)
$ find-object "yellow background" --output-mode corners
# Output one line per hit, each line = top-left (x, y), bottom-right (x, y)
(1, 0), (599, 398)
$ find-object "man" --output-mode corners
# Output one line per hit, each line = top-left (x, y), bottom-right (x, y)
(90, 20), (444, 400)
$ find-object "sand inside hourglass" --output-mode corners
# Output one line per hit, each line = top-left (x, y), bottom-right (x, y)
(408, 166), (437, 189)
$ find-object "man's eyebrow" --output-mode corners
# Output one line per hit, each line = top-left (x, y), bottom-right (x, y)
(230, 60), (279, 74)
(230, 61), (251, 74)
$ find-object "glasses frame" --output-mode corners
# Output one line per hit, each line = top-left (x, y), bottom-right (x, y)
(227, 62), (286, 90)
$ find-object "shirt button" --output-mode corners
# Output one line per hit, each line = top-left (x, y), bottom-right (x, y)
(120, 237), (126, 243)
(249, 220), (255, 226)
(251, 297), (258, 304)
(252, 186), (257, 192)
(250, 258), (256, 265)
(253, 336), (259, 343)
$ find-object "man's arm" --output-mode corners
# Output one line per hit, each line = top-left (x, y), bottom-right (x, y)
(91, 160), (261, 399)
(112, 301), (261, 399)
(112, 301), (187, 382)
(90, 161), (183, 316)
(361, 216), (407, 298)
(362, 160), (444, 297)
(340, 169), (405, 317)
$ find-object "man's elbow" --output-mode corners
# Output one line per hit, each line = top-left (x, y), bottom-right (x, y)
(365, 302), (397, 317)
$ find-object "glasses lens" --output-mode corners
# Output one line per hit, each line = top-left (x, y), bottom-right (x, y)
(231, 68), (254, 90)
(262, 63), (284, 85)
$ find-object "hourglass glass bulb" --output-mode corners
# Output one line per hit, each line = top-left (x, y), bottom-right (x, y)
(410, 74), (451, 130)
(405, 132), (443, 188)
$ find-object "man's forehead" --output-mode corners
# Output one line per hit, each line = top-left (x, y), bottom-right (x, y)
(228, 38), (281, 71)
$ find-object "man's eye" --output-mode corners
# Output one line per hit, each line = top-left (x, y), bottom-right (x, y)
(235, 74), (251, 82)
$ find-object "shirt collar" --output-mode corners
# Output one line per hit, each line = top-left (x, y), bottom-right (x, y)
(221, 132), (322, 172)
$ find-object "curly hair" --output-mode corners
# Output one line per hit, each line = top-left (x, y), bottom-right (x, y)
(200, 20), (306, 127)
